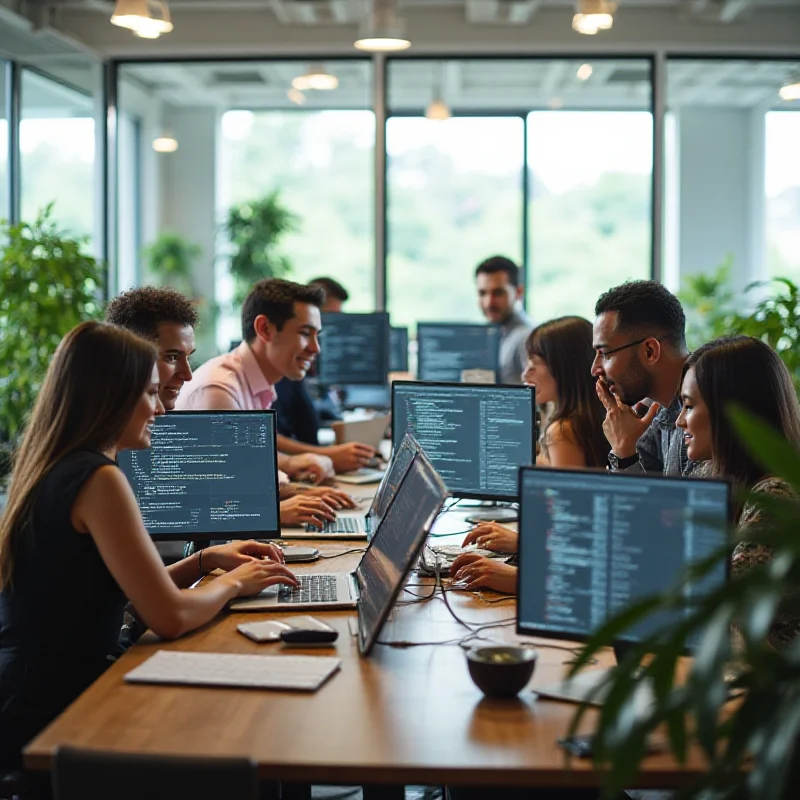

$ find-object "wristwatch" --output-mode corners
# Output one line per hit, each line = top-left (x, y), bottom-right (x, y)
(607, 451), (640, 471)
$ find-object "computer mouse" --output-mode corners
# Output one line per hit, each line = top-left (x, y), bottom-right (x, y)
(280, 628), (339, 645)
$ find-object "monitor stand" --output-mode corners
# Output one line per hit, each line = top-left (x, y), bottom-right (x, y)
(533, 642), (643, 707)
(464, 503), (518, 524)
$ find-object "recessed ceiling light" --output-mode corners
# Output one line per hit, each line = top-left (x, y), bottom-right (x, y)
(577, 63), (593, 80)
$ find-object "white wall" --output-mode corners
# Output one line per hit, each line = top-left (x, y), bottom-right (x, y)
(676, 106), (767, 292)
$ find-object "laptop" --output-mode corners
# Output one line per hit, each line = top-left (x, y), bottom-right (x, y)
(229, 447), (447, 616)
(284, 433), (422, 539)
(332, 413), (390, 450)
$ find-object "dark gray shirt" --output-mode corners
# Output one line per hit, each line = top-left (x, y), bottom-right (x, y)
(499, 308), (534, 385)
(621, 394), (697, 477)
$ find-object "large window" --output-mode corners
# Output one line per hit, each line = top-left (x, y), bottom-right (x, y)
(526, 110), (653, 320)
(386, 58), (653, 330)
(117, 60), (373, 356)
(386, 115), (524, 329)
(20, 69), (95, 241)
(220, 108), (375, 311)
(766, 110), (800, 281)
(0, 61), (7, 224)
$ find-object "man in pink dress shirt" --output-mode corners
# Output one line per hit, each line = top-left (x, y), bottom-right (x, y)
(177, 277), (375, 482)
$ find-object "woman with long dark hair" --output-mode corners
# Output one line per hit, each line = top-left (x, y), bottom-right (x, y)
(0, 322), (298, 768)
(451, 317), (609, 593)
(676, 335), (800, 647)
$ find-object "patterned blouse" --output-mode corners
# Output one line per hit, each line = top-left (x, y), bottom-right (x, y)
(731, 476), (799, 649)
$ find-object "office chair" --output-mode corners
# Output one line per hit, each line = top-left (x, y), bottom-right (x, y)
(0, 769), (22, 800)
(52, 747), (263, 800)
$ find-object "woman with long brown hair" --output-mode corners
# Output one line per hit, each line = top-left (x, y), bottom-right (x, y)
(0, 322), (298, 768)
(452, 317), (609, 593)
(676, 335), (800, 648)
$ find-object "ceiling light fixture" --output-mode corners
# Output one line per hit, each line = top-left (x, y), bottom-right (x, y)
(287, 88), (307, 106)
(576, 63), (593, 80)
(425, 61), (451, 121)
(292, 63), (339, 91)
(354, 0), (410, 52)
(779, 78), (800, 101)
(111, 0), (173, 37)
(152, 135), (178, 153)
(572, 0), (615, 35)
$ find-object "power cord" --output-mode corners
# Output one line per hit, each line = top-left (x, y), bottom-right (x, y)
(317, 548), (367, 559)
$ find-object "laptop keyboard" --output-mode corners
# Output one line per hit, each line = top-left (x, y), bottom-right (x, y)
(278, 574), (339, 603)
(306, 517), (363, 534)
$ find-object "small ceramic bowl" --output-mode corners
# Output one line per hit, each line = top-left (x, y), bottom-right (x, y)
(466, 646), (538, 698)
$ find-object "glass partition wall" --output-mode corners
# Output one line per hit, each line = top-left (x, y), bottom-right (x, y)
(109, 56), (800, 352)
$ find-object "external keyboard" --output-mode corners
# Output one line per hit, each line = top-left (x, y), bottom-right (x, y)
(306, 517), (364, 534)
(279, 574), (339, 603)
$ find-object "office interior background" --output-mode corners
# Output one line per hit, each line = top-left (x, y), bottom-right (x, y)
(0, 0), (798, 358)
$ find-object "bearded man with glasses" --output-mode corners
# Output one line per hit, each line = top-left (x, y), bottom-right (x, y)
(591, 280), (696, 476)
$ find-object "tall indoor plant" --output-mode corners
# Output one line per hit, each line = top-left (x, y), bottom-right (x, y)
(567, 409), (800, 799)
(224, 191), (297, 305)
(0, 205), (104, 479)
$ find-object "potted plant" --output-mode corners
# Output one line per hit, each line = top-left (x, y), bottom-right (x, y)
(680, 266), (800, 390)
(568, 409), (800, 799)
(224, 191), (297, 305)
(141, 231), (201, 298)
(0, 205), (103, 456)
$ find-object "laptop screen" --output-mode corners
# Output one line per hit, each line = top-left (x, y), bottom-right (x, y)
(516, 467), (730, 646)
(366, 432), (423, 525)
(356, 452), (448, 656)
(392, 381), (535, 501)
(417, 323), (500, 382)
(118, 411), (280, 541)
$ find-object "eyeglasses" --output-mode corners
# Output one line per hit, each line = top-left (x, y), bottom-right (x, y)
(595, 336), (652, 359)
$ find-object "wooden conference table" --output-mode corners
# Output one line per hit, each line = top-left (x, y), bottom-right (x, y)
(25, 485), (708, 790)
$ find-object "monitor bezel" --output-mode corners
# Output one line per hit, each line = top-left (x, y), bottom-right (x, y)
(389, 326), (410, 373)
(416, 322), (501, 383)
(357, 449), (449, 657)
(515, 465), (733, 644)
(318, 311), (391, 386)
(122, 410), (281, 543)
(391, 380), (536, 502)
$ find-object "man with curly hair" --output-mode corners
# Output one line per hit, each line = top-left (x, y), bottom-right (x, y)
(105, 286), (197, 412)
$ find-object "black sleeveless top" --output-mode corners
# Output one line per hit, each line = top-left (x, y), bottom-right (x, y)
(0, 450), (127, 768)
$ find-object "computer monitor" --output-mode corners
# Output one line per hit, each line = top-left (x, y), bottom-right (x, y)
(417, 323), (501, 382)
(341, 384), (391, 411)
(356, 449), (448, 656)
(516, 467), (730, 647)
(391, 381), (535, 501)
(390, 326), (409, 372)
(318, 312), (390, 385)
(118, 411), (280, 542)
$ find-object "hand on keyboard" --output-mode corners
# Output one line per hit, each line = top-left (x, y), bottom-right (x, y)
(461, 523), (519, 554)
(280, 495), (338, 529)
(279, 574), (339, 603)
(326, 442), (377, 473)
(227, 560), (299, 597)
(297, 486), (357, 510)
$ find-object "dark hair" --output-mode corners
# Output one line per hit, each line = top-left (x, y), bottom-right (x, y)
(309, 277), (349, 304)
(595, 280), (686, 350)
(686, 336), (800, 497)
(526, 317), (610, 468)
(241, 278), (325, 342)
(0, 322), (156, 589)
(475, 256), (520, 287)
(105, 286), (198, 341)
